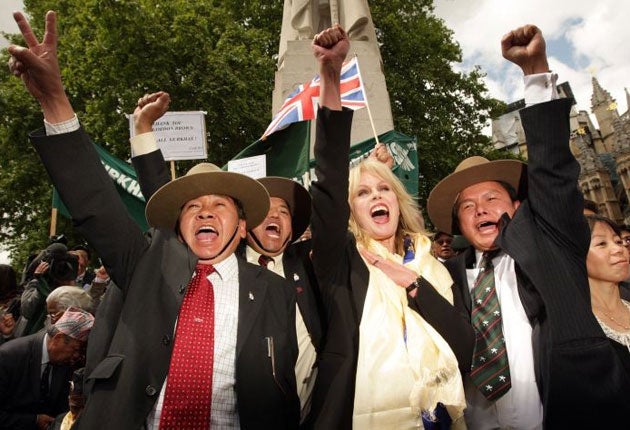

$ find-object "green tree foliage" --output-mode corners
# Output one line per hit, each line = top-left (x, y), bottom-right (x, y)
(370, 0), (508, 204)
(0, 0), (505, 265)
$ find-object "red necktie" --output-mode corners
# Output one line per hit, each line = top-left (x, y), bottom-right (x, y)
(160, 263), (215, 429)
(258, 254), (274, 268)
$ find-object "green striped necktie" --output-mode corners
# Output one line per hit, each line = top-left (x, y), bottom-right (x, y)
(470, 250), (511, 400)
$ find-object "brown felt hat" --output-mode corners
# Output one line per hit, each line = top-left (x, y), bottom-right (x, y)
(257, 177), (311, 241)
(145, 163), (270, 230)
(427, 156), (526, 234)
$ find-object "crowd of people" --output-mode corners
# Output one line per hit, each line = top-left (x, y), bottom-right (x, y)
(1, 8), (629, 430)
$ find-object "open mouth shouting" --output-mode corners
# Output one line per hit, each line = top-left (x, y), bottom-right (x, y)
(196, 225), (218, 241)
(476, 220), (498, 233)
(371, 205), (390, 224)
(264, 223), (282, 239)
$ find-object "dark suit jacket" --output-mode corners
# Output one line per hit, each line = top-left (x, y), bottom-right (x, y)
(31, 128), (299, 429)
(306, 108), (474, 429)
(132, 150), (324, 352)
(445, 99), (630, 428)
(0, 332), (73, 429)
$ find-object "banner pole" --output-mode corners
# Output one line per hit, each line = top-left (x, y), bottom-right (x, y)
(50, 207), (58, 237)
(170, 161), (176, 180)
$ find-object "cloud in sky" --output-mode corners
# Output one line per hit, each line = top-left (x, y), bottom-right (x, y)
(433, 0), (630, 127)
(0, 0), (23, 48)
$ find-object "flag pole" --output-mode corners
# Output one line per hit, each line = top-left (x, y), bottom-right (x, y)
(330, 0), (339, 25)
(353, 53), (380, 145)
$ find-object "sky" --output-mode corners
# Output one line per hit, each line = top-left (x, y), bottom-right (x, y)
(433, 0), (630, 120)
(2, 1), (629, 264)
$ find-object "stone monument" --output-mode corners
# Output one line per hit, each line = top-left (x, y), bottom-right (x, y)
(274, 0), (394, 144)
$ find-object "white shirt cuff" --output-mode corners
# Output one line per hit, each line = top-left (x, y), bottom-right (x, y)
(524, 72), (558, 106)
(44, 115), (80, 135)
(130, 132), (159, 157)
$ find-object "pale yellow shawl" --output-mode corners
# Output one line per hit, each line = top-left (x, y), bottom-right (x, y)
(352, 233), (466, 429)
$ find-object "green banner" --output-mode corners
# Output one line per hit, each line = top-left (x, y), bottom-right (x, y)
(52, 143), (149, 231)
(230, 120), (312, 179)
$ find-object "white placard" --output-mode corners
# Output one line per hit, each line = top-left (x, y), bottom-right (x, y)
(227, 155), (266, 179)
(129, 111), (207, 161)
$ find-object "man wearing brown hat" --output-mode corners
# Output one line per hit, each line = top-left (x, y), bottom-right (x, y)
(0, 307), (93, 429)
(130, 93), (323, 421)
(427, 25), (630, 428)
(8, 10), (299, 430)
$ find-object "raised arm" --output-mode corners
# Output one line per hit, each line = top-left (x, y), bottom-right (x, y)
(131, 91), (172, 199)
(8, 11), (147, 292)
(502, 25), (586, 254)
(310, 26), (354, 285)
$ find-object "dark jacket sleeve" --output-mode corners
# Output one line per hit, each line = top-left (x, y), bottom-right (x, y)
(407, 278), (475, 373)
(30, 128), (147, 294)
(131, 149), (171, 200)
(310, 107), (355, 288)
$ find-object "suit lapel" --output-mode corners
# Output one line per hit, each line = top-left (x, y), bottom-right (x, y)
(236, 259), (268, 357)
(446, 247), (475, 313)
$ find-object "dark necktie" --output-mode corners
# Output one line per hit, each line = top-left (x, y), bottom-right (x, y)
(160, 263), (215, 429)
(258, 254), (274, 268)
(40, 362), (51, 401)
(470, 251), (511, 400)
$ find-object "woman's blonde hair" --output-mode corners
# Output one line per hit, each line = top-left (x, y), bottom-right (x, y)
(348, 159), (426, 255)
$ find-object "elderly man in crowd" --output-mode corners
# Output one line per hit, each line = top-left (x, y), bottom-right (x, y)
(0, 307), (93, 429)
(427, 24), (630, 428)
(8, 10), (299, 429)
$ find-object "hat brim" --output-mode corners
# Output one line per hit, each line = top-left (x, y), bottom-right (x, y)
(427, 160), (525, 234)
(146, 171), (270, 230)
(258, 177), (311, 241)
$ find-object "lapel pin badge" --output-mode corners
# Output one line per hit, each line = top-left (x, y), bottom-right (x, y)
(293, 273), (300, 281)
(248, 291), (254, 301)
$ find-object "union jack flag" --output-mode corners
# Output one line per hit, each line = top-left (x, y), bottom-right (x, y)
(261, 56), (367, 140)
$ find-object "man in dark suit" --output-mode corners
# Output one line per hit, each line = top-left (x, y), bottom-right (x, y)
(129, 92), (323, 421)
(8, 10), (299, 429)
(0, 307), (93, 429)
(427, 24), (630, 428)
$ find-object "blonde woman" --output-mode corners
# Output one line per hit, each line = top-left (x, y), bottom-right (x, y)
(306, 25), (472, 429)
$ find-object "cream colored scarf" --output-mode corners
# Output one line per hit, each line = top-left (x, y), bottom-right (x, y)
(352, 234), (467, 429)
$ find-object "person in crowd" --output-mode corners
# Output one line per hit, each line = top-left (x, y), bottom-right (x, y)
(20, 243), (78, 337)
(585, 215), (630, 373)
(46, 286), (94, 328)
(431, 231), (455, 262)
(427, 24), (630, 428)
(83, 264), (112, 311)
(0, 264), (21, 345)
(0, 307), (93, 430)
(49, 368), (87, 430)
(306, 24), (472, 429)
(130, 90), (323, 421)
(70, 245), (94, 289)
(8, 10), (299, 429)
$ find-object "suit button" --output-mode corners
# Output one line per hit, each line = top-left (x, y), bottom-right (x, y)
(145, 385), (157, 396)
(178, 284), (186, 294)
(162, 335), (171, 345)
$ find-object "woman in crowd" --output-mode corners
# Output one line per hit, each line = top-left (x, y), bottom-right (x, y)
(307, 24), (472, 429)
(585, 215), (630, 373)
